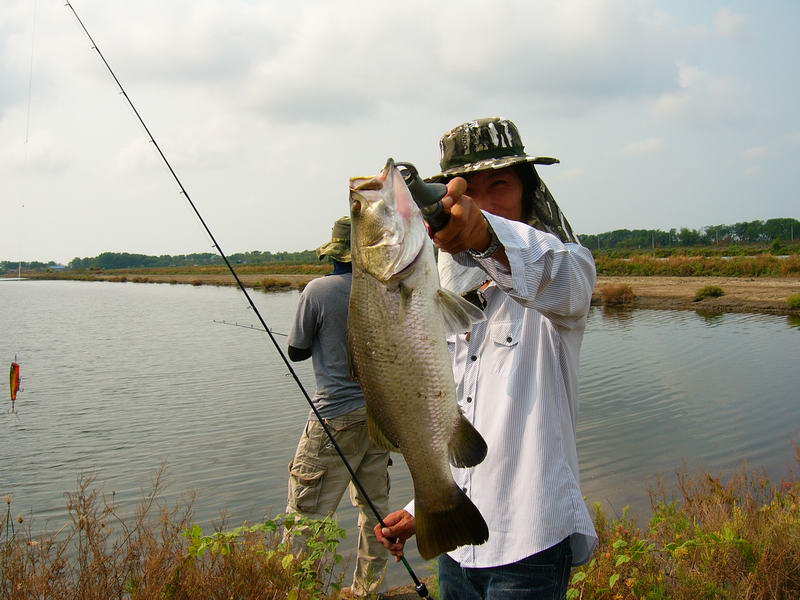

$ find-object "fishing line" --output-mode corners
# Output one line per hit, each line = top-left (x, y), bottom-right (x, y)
(25, 0), (38, 144)
(64, 4), (430, 596)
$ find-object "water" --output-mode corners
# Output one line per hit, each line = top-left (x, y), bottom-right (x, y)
(1, 281), (798, 588)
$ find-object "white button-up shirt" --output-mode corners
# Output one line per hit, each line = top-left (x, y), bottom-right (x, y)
(408, 211), (598, 568)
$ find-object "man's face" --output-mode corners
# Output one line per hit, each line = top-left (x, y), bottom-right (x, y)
(463, 167), (524, 222)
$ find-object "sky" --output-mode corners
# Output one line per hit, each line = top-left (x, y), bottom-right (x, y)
(1, 0), (798, 264)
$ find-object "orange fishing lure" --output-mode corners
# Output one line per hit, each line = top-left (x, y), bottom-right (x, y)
(10, 362), (20, 402)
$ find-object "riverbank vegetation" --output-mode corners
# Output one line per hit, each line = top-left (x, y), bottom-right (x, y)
(1, 471), (349, 600)
(567, 447), (800, 599)
(3, 453), (798, 599)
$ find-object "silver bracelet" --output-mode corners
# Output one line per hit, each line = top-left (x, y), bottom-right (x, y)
(467, 217), (501, 259)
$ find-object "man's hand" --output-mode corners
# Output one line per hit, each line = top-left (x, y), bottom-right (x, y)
(432, 177), (491, 255)
(374, 509), (416, 561)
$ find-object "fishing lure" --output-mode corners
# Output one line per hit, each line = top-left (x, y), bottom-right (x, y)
(10, 361), (20, 407)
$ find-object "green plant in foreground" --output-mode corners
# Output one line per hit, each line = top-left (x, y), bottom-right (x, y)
(184, 513), (346, 600)
(694, 285), (725, 302)
(788, 294), (800, 309)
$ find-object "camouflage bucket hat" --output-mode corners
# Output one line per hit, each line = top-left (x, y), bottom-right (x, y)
(427, 117), (560, 182)
(429, 117), (578, 245)
(315, 216), (352, 263)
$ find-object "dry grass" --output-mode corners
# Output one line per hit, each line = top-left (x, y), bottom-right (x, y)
(0, 469), (352, 600)
(597, 284), (636, 306)
(568, 448), (800, 599)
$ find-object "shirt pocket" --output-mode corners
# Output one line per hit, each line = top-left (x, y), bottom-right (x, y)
(488, 320), (522, 377)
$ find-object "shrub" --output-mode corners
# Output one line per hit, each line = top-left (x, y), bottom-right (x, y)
(598, 284), (636, 306)
(694, 285), (725, 302)
(770, 238), (786, 255)
(788, 294), (800, 310)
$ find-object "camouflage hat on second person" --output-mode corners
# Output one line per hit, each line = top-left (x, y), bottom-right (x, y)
(427, 117), (560, 182)
(315, 216), (352, 263)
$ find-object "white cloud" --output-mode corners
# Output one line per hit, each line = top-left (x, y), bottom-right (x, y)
(0, 132), (70, 173)
(111, 114), (246, 175)
(744, 166), (762, 178)
(741, 146), (767, 160)
(554, 167), (584, 182)
(622, 137), (664, 155)
(714, 7), (747, 38)
(653, 63), (751, 125)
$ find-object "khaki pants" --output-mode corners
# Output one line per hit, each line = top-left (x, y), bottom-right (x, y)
(286, 407), (390, 596)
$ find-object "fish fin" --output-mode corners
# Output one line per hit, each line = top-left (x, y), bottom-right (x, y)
(415, 486), (489, 560)
(436, 288), (486, 336)
(366, 406), (401, 452)
(448, 414), (487, 468)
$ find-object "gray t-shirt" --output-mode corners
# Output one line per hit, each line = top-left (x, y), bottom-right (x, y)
(288, 273), (365, 419)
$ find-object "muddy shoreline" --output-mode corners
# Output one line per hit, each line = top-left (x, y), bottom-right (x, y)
(595, 275), (800, 316)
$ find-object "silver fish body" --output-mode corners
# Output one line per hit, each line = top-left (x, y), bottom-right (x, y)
(347, 159), (488, 560)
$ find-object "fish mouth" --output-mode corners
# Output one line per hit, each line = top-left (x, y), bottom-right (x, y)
(350, 158), (426, 282)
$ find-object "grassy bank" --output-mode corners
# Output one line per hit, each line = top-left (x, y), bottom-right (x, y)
(595, 254), (800, 278)
(3, 453), (799, 599)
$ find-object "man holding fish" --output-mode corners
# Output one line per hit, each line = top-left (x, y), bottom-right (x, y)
(361, 118), (598, 599)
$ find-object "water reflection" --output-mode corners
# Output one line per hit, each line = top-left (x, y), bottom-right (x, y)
(598, 305), (635, 325)
(695, 309), (725, 326)
(788, 314), (800, 328)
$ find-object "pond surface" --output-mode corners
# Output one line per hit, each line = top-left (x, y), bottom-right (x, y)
(1, 280), (798, 587)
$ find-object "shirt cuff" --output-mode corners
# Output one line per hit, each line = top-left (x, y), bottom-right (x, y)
(403, 499), (415, 517)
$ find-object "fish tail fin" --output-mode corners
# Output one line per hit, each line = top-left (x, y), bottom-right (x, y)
(414, 487), (489, 560)
(448, 414), (487, 468)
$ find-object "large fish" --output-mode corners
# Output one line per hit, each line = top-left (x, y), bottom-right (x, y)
(347, 158), (489, 560)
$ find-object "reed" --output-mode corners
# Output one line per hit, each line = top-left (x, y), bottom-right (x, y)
(788, 294), (800, 310)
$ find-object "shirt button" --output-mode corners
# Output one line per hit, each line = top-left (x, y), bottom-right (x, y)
(506, 336), (512, 342)
(466, 396), (472, 403)
(470, 355), (477, 361)
(462, 487), (467, 493)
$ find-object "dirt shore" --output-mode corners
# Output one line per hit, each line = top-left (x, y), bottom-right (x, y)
(596, 275), (800, 315)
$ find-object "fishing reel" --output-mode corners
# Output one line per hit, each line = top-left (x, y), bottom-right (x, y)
(396, 162), (449, 232)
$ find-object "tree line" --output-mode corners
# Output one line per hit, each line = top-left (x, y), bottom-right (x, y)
(66, 249), (318, 270)
(579, 218), (798, 250)
(3, 218), (798, 271)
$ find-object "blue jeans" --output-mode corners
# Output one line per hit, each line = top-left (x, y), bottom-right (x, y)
(438, 537), (572, 600)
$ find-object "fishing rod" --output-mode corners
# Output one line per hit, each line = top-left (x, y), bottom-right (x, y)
(64, 4), (431, 597)
(212, 319), (287, 336)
